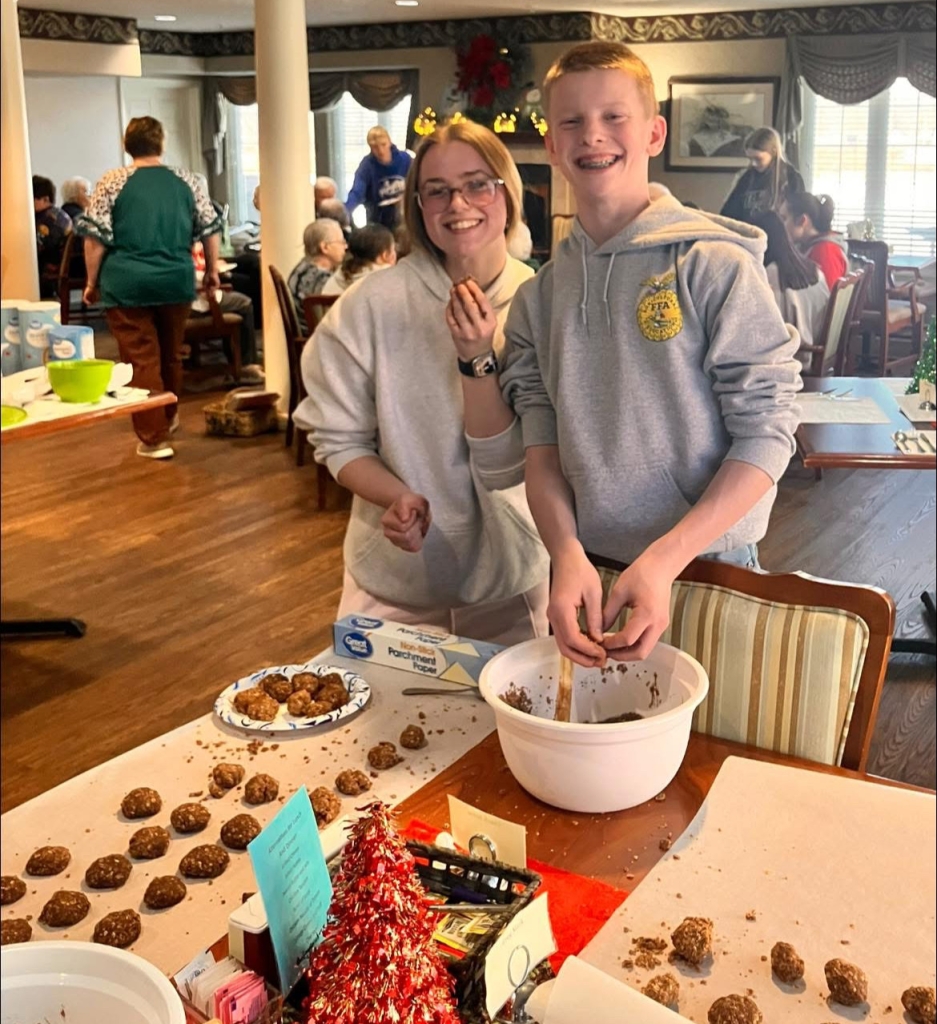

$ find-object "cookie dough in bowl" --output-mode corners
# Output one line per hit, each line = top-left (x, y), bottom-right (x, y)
(478, 636), (709, 812)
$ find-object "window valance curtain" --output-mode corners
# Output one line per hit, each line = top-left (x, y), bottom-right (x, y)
(212, 68), (418, 112)
(203, 69), (418, 180)
(778, 32), (936, 164)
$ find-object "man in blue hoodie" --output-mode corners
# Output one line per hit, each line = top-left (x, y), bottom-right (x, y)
(345, 126), (412, 230)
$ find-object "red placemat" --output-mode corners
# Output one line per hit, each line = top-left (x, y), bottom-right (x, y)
(402, 819), (628, 972)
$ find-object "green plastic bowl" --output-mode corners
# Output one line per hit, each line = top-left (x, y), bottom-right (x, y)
(46, 359), (115, 403)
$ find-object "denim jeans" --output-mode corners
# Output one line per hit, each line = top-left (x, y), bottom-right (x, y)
(701, 543), (761, 571)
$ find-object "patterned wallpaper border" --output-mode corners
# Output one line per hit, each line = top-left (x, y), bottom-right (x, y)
(18, 8), (137, 44)
(19, 4), (936, 55)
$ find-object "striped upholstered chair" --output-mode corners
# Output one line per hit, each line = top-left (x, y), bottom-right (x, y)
(589, 556), (895, 772)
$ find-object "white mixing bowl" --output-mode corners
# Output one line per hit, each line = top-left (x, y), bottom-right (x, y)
(479, 637), (709, 813)
(1, 941), (185, 1024)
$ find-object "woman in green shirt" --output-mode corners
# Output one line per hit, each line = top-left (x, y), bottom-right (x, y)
(78, 116), (222, 459)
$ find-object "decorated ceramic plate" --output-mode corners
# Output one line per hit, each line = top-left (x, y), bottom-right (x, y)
(214, 662), (371, 734)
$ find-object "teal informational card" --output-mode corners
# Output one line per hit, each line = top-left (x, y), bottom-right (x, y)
(248, 787), (333, 994)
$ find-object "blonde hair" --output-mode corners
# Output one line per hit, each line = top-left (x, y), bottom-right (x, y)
(543, 41), (658, 117)
(403, 119), (523, 263)
(367, 126), (390, 145)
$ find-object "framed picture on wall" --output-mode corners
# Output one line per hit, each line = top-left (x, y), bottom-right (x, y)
(665, 77), (780, 171)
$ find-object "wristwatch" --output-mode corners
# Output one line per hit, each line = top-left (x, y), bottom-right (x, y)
(457, 350), (499, 378)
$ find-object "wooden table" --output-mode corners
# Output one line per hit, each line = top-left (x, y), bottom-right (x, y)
(795, 376), (936, 471)
(187, 728), (917, 1024)
(795, 377), (937, 656)
(395, 730), (912, 890)
(0, 390), (175, 445)
(1, 390), (176, 638)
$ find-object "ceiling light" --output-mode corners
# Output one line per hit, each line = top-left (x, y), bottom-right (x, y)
(154, 14), (177, 21)
(395, 1), (420, 6)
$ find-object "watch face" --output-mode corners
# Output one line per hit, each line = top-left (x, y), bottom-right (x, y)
(473, 353), (498, 377)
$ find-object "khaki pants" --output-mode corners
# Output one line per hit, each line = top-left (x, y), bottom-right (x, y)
(106, 303), (191, 445)
(338, 568), (549, 647)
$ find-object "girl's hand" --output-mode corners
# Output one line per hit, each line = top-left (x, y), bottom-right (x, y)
(381, 492), (432, 553)
(445, 278), (497, 361)
(83, 283), (99, 305)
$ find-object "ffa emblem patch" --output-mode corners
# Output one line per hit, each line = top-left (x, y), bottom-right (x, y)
(637, 271), (683, 342)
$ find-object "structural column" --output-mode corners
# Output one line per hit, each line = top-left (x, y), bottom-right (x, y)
(1, 0), (39, 300)
(254, 0), (313, 413)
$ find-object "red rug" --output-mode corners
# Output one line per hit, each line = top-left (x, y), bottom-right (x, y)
(402, 818), (628, 972)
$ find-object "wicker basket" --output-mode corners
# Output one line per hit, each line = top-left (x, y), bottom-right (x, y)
(285, 840), (544, 1023)
(203, 388), (279, 438)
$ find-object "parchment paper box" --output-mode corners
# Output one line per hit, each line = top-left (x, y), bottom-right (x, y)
(333, 615), (503, 684)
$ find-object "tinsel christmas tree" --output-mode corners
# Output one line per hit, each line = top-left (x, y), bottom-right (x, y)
(906, 315), (936, 395)
(303, 803), (462, 1024)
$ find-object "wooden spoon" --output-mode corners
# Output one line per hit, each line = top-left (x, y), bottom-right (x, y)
(554, 654), (574, 722)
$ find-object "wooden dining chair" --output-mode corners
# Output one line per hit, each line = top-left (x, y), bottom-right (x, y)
(183, 288), (242, 382)
(302, 294), (339, 339)
(268, 265), (331, 509)
(57, 233), (104, 325)
(588, 554), (894, 772)
(848, 239), (926, 375)
(799, 268), (867, 377)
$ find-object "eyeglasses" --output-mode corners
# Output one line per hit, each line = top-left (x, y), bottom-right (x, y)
(416, 176), (505, 213)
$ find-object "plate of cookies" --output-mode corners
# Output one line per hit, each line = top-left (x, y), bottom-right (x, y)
(214, 663), (371, 734)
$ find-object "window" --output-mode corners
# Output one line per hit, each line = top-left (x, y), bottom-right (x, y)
(800, 78), (936, 258)
(225, 92), (411, 228)
(225, 103), (317, 225)
(320, 91), (411, 226)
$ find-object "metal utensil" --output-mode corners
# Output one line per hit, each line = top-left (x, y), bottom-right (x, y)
(895, 430), (921, 453)
(402, 686), (484, 699)
(917, 432), (936, 453)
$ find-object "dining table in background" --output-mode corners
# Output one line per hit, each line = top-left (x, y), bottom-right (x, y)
(795, 376), (936, 656)
(796, 376), (936, 471)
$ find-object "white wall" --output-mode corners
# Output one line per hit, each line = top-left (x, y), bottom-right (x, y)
(25, 75), (124, 192)
(24, 75), (206, 199)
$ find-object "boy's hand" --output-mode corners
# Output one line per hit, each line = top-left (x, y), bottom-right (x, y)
(549, 544), (608, 667)
(381, 492), (432, 553)
(445, 278), (497, 360)
(601, 553), (674, 661)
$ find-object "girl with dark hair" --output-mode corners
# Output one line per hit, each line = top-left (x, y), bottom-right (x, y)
(720, 127), (805, 224)
(753, 210), (829, 353)
(779, 191), (848, 290)
(322, 223), (396, 295)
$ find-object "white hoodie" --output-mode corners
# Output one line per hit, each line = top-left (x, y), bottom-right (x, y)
(294, 250), (549, 609)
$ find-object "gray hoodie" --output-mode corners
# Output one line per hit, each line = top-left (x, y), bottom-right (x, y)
(500, 194), (802, 565)
(294, 250), (549, 609)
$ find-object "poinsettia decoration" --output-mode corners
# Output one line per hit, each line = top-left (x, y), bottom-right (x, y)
(454, 32), (531, 123)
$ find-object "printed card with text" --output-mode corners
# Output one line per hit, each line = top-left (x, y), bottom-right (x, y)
(248, 788), (333, 994)
(448, 794), (527, 868)
(484, 894), (556, 1020)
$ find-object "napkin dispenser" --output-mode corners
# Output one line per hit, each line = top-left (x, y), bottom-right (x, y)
(228, 892), (277, 989)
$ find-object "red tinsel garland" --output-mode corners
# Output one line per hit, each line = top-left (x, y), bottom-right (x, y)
(303, 803), (462, 1024)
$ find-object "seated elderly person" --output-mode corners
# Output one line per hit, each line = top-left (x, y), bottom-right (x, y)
(190, 241), (264, 382)
(314, 176), (338, 213)
(61, 176), (91, 221)
(316, 197), (352, 236)
(288, 218), (347, 334)
(33, 175), (72, 299)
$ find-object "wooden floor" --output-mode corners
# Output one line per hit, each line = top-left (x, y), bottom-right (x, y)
(2, 393), (935, 811)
